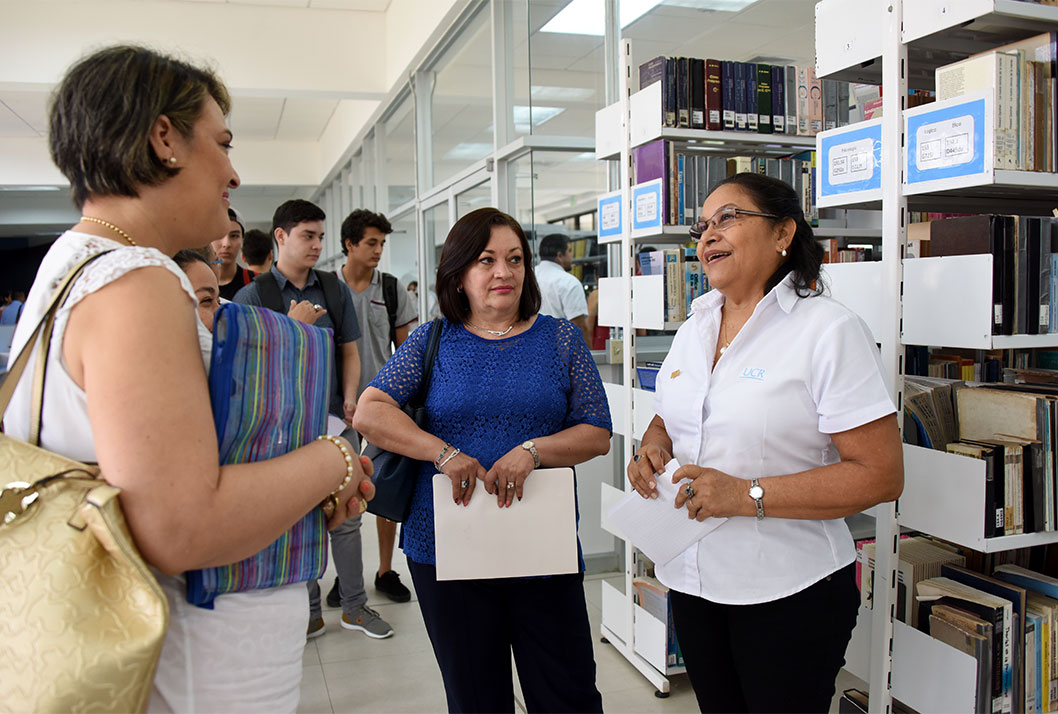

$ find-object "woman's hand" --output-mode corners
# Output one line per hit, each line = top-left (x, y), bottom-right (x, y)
(484, 446), (536, 507)
(626, 442), (671, 499)
(440, 451), (486, 507)
(671, 465), (742, 521)
(326, 449), (374, 529)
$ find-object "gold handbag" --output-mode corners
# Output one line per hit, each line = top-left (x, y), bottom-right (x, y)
(0, 253), (169, 714)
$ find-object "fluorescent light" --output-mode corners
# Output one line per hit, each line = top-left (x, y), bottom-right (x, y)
(442, 143), (493, 161)
(662, 0), (757, 9)
(540, 0), (663, 36)
(531, 85), (595, 102)
(513, 105), (565, 133)
(0, 185), (62, 191)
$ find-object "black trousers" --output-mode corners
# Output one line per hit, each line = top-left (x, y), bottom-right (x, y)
(408, 560), (603, 714)
(669, 562), (859, 714)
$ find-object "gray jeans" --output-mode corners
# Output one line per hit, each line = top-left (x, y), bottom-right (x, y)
(307, 425), (366, 619)
(308, 514), (366, 619)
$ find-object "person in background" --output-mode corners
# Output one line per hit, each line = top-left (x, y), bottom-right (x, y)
(325, 209), (417, 614)
(242, 228), (274, 274)
(407, 280), (418, 298)
(5, 45), (370, 713)
(212, 207), (254, 300)
(173, 249), (221, 334)
(355, 207), (611, 713)
(535, 233), (590, 345)
(627, 173), (902, 713)
(0, 289), (26, 325)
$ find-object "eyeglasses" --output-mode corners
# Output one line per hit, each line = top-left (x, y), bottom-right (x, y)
(689, 207), (780, 239)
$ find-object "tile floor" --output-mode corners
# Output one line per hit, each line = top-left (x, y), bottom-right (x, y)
(299, 513), (865, 713)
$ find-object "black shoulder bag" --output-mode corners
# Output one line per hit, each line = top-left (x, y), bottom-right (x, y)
(363, 318), (442, 522)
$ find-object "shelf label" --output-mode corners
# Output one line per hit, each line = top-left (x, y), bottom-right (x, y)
(632, 178), (664, 232)
(597, 190), (624, 242)
(906, 94), (988, 186)
(817, 119), (882, 205)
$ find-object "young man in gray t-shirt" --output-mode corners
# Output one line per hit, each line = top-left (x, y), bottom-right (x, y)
(332, 209), (418, 606)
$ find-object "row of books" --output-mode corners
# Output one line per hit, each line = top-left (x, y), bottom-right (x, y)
(630, 140), (817, 228)
(821, 242), (874, 263)
(935, 32), (1057, 172)
(911, 214), (1058, 336)
(638, 56), (852, 136)
(638, 247), (708, 323)
(904, 346), (1004, 382)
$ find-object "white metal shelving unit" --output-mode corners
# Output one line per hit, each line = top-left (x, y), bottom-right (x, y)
(593, 38), (843, 697)
(816, 1), (1058, 711)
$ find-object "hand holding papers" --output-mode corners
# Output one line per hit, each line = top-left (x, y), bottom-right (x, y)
(607, 459), (727, 566)
(432, 468), (578, 581)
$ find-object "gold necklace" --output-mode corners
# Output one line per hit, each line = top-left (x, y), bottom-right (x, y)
(80, 216), (136, 246)
(466, 320), (515, 336)
(719, 316), (730, 354)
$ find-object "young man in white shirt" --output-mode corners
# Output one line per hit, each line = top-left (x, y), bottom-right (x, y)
(330, 209), (418, 607)
(535, 234), (591, 344)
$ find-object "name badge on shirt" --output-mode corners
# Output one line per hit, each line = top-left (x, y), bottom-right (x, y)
(670, 369), (680, 379)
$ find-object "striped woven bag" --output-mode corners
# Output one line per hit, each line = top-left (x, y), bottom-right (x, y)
(185, 302), (333, 607)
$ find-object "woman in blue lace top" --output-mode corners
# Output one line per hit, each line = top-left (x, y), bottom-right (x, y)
(355, 207), (611, 713)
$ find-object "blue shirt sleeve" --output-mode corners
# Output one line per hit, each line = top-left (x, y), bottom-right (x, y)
(369, 319), (433, 405)
(336, 281), (362, 344)
(556, 319), (612, 433)
(232, 282), (261, 306)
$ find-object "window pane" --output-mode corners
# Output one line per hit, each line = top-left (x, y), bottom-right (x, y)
(423, 203), (450, 320)
(456, 181), (492, 220)
(385, 210), (421, 321)
(429, 5), (492, 189)
(384, 97), (416, 212)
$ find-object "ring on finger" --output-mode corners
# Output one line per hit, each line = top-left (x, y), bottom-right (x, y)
(313, 304), (323, 311)
(633, 453), (641, 463)
(683, 484), (695, 497)
(460, 479), (469, 488)
(506, 482), (515, 490)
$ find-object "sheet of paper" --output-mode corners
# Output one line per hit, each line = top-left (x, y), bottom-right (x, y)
(607, 459), (727, 566)
(326, 415), (347, 437)
(432, 468), (578, 581)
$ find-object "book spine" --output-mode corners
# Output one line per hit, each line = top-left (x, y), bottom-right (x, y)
(757, 63), (772, 134)
(722, 60), (736, 130)
(690, 58), (705, 129)
(735, 62), (748, 131)
(823, 79), (838, 131)
(639, 56), (666, 91)
(809, 66), (824, 135)
(677, 152), (686, 226)
(677, 57), (691, 128)
(797, 65), (810, 135)
(837, 81), (850, 127)
(664, 249), (684, 322)
(785, 64), (798, 135)
(746, 63), (759, 132)
(771, 65), (785, 133)
(664, 57), (677, 128)
(706, 59), (723, 131)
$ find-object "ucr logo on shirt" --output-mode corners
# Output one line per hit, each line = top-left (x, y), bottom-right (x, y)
(740, 367), (766, 381)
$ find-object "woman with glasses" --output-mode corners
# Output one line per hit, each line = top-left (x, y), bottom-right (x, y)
(626, 172), (903, 713)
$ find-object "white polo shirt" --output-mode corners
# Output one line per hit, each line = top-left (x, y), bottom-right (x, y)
(536, 260), (588, 320)
(653, 274), (895, 605)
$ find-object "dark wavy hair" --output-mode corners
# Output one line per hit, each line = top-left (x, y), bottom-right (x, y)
(435, 208), (541, 323)
(340, 209), (393, 254)
(49, 45), (230, 210)
(712, 172), (823, 297)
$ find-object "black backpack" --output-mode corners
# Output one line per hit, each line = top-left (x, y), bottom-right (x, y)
(380, 272), (399, 348)
(253, 269), (347, 393)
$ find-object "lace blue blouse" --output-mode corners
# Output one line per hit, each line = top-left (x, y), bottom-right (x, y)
(368, 314), (612, 566)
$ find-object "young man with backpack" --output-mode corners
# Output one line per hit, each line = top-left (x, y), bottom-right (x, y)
(329, 209), (418, 608)
(233, 200), (394, 640)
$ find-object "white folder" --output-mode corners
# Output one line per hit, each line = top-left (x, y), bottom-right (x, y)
(431, 468), (579, 581)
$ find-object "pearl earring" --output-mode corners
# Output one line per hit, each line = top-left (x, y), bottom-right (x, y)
(168, 157), (177, 164)
(781, 248), (788, 257)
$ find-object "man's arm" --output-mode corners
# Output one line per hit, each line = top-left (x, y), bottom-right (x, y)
(342, 340), (361, 424)
(570, 315), (592, 346)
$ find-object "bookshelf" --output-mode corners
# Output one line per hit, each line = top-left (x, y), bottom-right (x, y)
(817, 0), (1058, 712)
(592, 39), (841, 696)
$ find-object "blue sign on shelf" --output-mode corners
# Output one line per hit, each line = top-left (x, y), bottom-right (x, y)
(632, 179), (664, 232)
(818, 121), (882, 198)
(906, 97), (987, 185)
(597, 190), (623, 241)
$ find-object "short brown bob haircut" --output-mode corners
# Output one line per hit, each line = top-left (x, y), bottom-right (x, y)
(49, 45), (231, 210)
(435, 207), (541, 324)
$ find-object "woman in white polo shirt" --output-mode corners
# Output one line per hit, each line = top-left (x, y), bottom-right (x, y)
(627, 173), (903, 713)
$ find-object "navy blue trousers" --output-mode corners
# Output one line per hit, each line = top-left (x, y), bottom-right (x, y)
(408, 561), (603, 714)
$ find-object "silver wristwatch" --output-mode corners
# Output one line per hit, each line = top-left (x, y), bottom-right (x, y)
(749, 478), (765, 520)
(522, 440), (540, 469)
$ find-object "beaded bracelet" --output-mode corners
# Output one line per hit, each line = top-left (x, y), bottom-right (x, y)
(317, 435), (354, 494)
(435, 443), (452, 466)
(437, 447), (461, 470)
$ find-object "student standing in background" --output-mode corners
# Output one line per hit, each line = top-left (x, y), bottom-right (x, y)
(327, 209), (418, 609)
(535, 233), (591, 345)
(212, 207), (254, 300)
(242, 228), (274, 274)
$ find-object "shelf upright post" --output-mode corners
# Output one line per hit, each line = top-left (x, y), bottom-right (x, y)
(617, 36), (637, 667)
(869, 0), (906, 712)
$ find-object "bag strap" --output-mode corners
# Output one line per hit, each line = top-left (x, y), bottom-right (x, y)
(252, 271), (285, 313)
(0, 251), (115, 441)
(409, 318), (443, 410)
(381, 272), (398, 348)
(316, 269), (346, 341)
